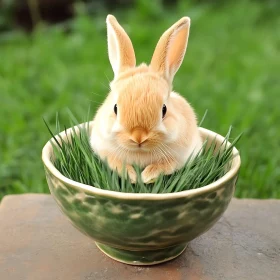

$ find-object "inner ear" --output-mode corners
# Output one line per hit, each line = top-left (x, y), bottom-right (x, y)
(167, 26), (189, 75)
(106, 15), (136, 78)
(150, 17), (190, 84)
(107, 24), (120, 75)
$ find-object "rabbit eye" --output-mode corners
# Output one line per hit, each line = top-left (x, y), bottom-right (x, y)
(114, 104), (117, 115)
(162, 104), (167, 118)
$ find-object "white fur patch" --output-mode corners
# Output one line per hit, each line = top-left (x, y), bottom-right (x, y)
(112, 121), (124, 133)
(170, 91), (180, 99)
(156, 122), (167, 134)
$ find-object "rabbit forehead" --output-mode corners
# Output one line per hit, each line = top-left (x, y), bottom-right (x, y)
(112, 74), (168, 130)
(113, 70), (169, 100)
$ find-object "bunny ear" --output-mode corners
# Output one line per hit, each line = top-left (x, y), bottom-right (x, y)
(150, 17), (190, 84)
(106, 15), (136, 78)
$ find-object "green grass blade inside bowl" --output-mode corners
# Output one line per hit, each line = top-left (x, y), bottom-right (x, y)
(44, 117), (241, 194)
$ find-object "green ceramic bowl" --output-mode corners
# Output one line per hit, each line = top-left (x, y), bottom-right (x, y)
(42, 122), (240, 265)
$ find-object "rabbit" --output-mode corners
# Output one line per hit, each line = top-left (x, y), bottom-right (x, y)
(90, 14), (203, 184)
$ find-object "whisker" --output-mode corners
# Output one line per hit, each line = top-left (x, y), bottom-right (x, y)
(86, 98), (102, 106)
(160, 144), (179, 165)
(161, 143), (180, 157)
(104, 73), (111, 85)
(91, 91), (105, 97)
(157, 145), (173, 171)
(101, 82), (111, 92)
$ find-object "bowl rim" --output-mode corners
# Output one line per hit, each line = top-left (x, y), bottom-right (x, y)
(42, 122), (241, 200)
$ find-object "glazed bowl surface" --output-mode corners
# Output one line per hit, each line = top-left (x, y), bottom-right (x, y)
(42, 122), (240, 265)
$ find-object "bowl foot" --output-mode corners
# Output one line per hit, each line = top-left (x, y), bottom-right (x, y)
(95, 242), (187, 265)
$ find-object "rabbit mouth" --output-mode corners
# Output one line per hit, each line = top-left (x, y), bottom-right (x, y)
(129, 139), (148, 148)
(127, 144), (150, 152)
(119, 141), (152, 153)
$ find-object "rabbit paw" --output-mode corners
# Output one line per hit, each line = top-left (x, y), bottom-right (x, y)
(106, 156), (137, 183)
(126, 165), (137, 184)
(141, 164), (162, 184)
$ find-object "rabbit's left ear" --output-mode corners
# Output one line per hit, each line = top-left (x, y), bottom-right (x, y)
(150, 17), (190, 85)
(106, 15), (136, 78)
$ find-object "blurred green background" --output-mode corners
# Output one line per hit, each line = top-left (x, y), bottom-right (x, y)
(0, 0), (279, 199)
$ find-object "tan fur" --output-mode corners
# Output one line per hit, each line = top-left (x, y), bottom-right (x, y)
(106, 15), (136, 76)
(115, 68), (168, 131)
(150, 17), (190, 84)
(90, 15), (202, 183)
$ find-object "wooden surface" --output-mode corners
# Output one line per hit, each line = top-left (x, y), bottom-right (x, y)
(0, 194), (279, 280)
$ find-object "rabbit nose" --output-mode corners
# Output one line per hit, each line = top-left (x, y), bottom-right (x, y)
(130, 128), (148, 145)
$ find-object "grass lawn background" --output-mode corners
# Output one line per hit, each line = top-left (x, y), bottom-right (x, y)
(0, 0), (279, 199)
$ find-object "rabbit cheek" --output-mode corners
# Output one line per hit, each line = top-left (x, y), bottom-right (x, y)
(163, 118), (179, 142)
(156, 122), (167, 134)
(112, 121), (124, 134)
(166, 128), (179, 142)
(114, 131), (131, 148)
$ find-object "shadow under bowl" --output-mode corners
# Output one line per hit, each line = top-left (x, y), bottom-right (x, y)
(42, 122), (240, 265)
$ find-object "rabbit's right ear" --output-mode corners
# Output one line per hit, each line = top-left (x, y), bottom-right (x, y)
(150, 17), (190, 85)
(106, 15), (136, 78)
